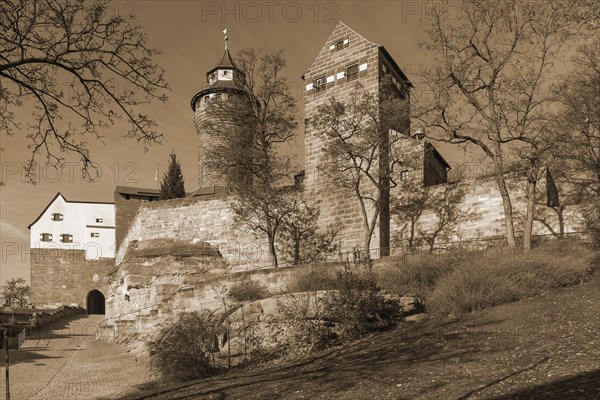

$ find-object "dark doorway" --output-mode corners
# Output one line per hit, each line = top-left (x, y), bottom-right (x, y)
(86, 290), (105, 314)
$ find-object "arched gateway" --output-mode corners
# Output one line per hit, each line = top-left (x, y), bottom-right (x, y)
(86, 289), (105, 314)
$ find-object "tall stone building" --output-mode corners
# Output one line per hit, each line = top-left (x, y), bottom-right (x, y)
(302, 21), (442, 256)
(191, 35), (246, 189)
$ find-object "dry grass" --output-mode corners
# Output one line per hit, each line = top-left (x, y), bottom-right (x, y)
(228, 279), (269, 302)
(373, 252), (463, 299)
(285, 267), (339, 293)
(375, 239), (598, 317)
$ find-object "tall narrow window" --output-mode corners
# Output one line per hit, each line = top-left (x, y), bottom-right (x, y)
(52, 213), (63, 221)
(400, 170), (409, 181)
(346, 64), (359, 82)
(336, 40), (344, 51)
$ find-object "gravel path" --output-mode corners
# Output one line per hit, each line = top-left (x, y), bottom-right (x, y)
(0, 314), (151, 400)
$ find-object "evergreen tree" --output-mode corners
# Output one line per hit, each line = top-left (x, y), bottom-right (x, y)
(160, 152), (186, 199)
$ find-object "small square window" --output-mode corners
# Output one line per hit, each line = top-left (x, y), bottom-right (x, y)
(315, 76), (326, 92)
(400, 170), (409, 181)
(96, 218), (103, 223)
(91, 232), (100, 238)
(52, 213), (63, 221)
(346, 64), (359, 82)
(60, 234), (73, 243)
(40, 233), (52, 242)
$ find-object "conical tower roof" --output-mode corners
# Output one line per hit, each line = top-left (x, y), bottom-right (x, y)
(207, 48), (238, 74)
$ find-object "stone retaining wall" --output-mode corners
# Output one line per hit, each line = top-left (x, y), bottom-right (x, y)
(116, 194), (270, 270)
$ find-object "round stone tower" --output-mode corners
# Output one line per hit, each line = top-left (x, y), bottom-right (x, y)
(191, 34), (245, 189)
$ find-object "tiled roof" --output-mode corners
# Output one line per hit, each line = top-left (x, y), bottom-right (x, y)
(115, 186), (161, 196)
(208, 48), (238, 72)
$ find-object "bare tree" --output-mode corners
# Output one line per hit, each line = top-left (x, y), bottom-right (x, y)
(0, 0), (168, 182)
(417, 0), (576, 250)
(393, 182), (476, 252)
(553, 36), (600, 247)
(553, 38), (600, 197)
(419, 184), (477, 251)
(313, 81), (409, 253)
(200, 49), (298, 267)
(1, 278), (31, 307)
(279, 195), (340, 265)
(392, 188), (428, 252)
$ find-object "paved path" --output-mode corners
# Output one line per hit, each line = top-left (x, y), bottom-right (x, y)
(0, 314), (151, 400)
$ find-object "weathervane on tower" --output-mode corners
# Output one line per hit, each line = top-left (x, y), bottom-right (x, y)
(223, 26), (230, 50)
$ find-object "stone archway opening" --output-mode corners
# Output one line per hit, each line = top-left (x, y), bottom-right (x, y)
(86, 289), (105, 314)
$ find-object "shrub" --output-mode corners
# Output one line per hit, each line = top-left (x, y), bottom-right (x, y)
(323, 269), (399, 338)
(147, 311), (220, 381)
(428, 240), (596, 316)
(286, 267), (338, 293)
(275, 291), (334, 353)
(228, 279), (269, 302)
(582, 196), (600, 250)
(374, 254), (457, 299)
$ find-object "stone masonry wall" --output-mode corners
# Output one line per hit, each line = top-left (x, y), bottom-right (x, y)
(194, 98), (233, 188)
(114, 191), (152, 249)
(30, 249), (113, 308)
(304, 22), (384, 255)
(101, 254), (341, 350)
(116, 194), (271, 270)
(390, 174), (584, 252)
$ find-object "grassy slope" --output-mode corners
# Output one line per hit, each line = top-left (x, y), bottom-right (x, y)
(124, 269), (600, 400)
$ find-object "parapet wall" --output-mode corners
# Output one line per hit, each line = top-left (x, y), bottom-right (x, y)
(116, 194), (270, 270)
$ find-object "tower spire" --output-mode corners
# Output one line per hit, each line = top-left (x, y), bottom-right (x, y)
(223, 26), (229, 50)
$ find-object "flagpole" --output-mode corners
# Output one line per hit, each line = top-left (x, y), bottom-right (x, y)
(156, 163), (159, 191)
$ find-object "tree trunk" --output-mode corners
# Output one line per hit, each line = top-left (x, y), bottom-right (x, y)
(355, 183), (374, 255)
(408, 219), (416, 252)
(523, 178), (537, 253)
(268, 232), (278, 268)
(293, 230), (301, 265)
(494, 168), (517, 248)
(557, 205), (565, 238)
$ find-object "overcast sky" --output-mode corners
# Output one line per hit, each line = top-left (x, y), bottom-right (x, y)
(0, 1), (473, 282)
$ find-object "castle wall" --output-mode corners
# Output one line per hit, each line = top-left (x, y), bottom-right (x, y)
(116, 194), (271, 270)
(29, 249), (113, 308)
(390, 174), (585, 252)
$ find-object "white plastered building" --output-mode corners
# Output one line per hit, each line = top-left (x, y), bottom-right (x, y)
(28, 193), (115, 259)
